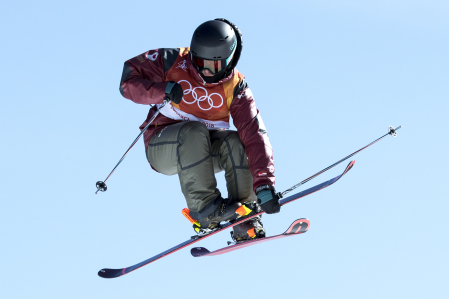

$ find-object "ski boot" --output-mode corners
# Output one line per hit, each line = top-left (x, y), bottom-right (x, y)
(230, 216), (265, 244)
(182, 198), (259, 236)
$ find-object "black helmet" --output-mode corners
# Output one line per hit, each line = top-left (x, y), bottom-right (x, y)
(190, 19), (243, 83)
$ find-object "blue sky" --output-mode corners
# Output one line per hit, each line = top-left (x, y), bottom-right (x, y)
(1, 0), (448, 298)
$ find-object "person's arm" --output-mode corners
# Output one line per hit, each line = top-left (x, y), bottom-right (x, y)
(231, 78), (280, 214)
(119, 48), (179, 105)
(230, 79), (275, 191)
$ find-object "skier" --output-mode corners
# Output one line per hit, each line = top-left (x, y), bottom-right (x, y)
(119, 18), (280, 243)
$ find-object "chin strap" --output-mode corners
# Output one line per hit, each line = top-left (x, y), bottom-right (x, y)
(201, 70), (227, 83)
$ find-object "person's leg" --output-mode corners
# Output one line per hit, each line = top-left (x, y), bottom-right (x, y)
(210, 130), (257, 204)
(146, 122), (220, 219)
(210, 130), (265, 241)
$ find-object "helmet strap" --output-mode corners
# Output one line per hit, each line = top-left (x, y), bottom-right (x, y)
(200, 67), (228, 83)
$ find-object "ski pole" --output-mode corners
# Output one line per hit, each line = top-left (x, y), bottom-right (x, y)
(95, 82), (177, 194)
(279, 125), (402, 197)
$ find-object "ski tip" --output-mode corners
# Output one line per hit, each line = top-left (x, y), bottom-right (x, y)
(343, 160), (355, 173)
(191, 247), (210, 257)
(348, 160), (355, 168)
(98, 268), (123, 279)
(283, 218), (310, 235)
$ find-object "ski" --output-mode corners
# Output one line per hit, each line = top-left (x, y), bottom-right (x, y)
(191, 218), (310, 257)
(97, 160), (354, 278)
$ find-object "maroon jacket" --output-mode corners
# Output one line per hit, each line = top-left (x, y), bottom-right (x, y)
(119, 47), (275, 192)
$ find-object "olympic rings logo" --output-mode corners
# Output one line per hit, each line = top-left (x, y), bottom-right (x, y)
(178, 80), (223, 111)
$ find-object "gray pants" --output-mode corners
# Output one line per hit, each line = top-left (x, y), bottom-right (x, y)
(146, 121), (256, 219)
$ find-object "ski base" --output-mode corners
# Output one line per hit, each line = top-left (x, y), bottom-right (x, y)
(191, 218), (310, 257)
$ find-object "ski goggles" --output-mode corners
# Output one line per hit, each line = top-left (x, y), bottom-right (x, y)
(191, 52), (234, 74)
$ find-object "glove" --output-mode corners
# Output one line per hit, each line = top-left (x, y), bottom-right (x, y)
(165, 81), (183, 104)
(256, 185), (281, 214)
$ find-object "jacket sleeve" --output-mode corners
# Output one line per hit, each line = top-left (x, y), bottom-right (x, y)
(230, 79), (275, 192)
(119, 48), (179, 105)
